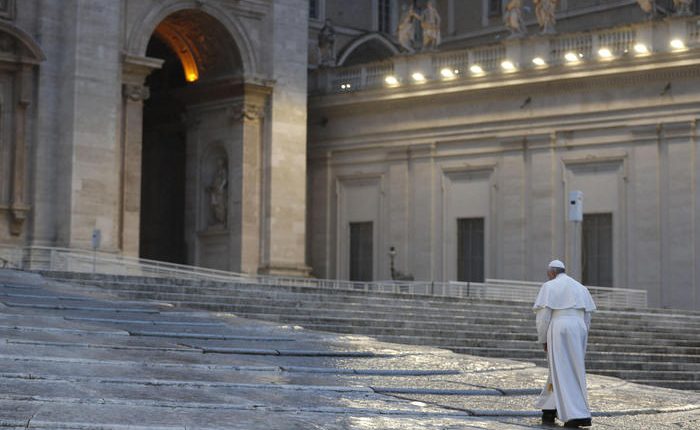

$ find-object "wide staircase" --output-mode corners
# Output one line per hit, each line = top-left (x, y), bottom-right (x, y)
(43, 271), (700, 391)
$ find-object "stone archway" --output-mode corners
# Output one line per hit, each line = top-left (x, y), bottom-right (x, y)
(120, 7), (271, 272)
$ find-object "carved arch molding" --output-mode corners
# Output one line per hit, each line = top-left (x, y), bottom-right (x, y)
(0, 16), (44, 236)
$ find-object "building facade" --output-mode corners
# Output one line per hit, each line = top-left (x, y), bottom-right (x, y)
(308, 0), (700, 310)
(0, 0), (309, 276)
(1, 0), (700, 310)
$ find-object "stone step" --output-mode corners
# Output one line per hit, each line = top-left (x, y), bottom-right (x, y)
(68, 279), (700, 328)
(44, 273), (700, 319)
(91, 288), (700, 334)
(41, 272), (700, 319)
(39, 272), (700, 392)
(591, 369), (700, 381)
(449, 346), (700, 363)
(622, 379), (700, 390)
(215, 311), (700, 344)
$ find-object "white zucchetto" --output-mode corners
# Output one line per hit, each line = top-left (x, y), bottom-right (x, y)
(548, 259), (566, 270)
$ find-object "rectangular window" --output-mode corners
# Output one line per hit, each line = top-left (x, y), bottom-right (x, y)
(582, 213), (613, 287)
(309, 0), (318, 19)
(350, 222), (373, 281)
(488, 0), (502, 17)
(457, 218), (485, 282)
(378, 0), (392, 33)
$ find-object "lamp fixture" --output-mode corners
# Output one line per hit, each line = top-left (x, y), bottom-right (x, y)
(633, 43), (649, 55)
(598, 48), (613, 59)
(670, 38), (686, 51)
(411, 72), (427, 83)
(564, 52), (580, 63)
(440, 68), (458, 79)
(501, 60), (516, 71)
(470, 64), (484, 75)
(384, 75), (399, 86)
(532, 57), (547, 67)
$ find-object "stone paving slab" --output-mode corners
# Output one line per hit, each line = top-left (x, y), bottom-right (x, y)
(1, 269), (699, 429)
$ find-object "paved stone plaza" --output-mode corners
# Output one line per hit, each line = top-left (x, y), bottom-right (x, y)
(0, 269), (698, 429)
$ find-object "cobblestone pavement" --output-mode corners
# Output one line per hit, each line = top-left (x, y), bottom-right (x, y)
(0, 269), (698, 429)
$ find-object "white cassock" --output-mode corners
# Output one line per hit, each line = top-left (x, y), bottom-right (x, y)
(533, 273), (596, 422)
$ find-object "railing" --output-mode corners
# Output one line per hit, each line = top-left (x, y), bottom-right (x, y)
(550, 33), (593, 64)
(471, 45), (506, 72)
(0, 245), (647, 309)
(311, 15), (697, 95)
(0, 246), (248, 282)
(597, 27), (636, 56)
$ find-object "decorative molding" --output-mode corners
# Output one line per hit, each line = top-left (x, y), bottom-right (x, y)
(442, 162), (497, 177)
(228, 102), (265, 122)
(9, 204), (28, 236)
(122, 84), (150, 102)
(561, 153), (628, 166)
(122, 54), (164, 85)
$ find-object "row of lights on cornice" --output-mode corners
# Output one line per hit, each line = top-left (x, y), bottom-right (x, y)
(370, 39), (688, 89)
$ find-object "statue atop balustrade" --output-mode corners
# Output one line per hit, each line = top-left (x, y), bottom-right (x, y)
(534, 0), (558, 35)
(504, 0), (527, 38)
(396, 1), (441, 52)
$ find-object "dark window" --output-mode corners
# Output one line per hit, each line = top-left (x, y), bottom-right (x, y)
(488, 0), (502, 17)
(582, 213), (613, 287)
(457, 218), (485, 282)
(378, 0), (392, 33)
(309, 0), (318, 19)
(350, 222), (373, 281)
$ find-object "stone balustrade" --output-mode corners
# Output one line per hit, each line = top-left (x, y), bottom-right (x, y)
(311, 16), (700, 95)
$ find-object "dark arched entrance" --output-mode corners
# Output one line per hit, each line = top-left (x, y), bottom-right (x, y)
(139, 37), (187, 263)
(139, 9), (244, 266)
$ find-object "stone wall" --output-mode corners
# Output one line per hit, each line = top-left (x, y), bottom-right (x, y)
(308, 55), (700, 310)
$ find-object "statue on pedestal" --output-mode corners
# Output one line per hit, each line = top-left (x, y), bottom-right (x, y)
(504, 0), (527, 38)
(534, 0), (558, 35)
(318, 18), (336, 67)
(397, 1), (441, 52)
(397, 4), (419, 52)
(420, 0), (441, 50)
(673, 0), (693, 16)
(207, 158), (228, 227)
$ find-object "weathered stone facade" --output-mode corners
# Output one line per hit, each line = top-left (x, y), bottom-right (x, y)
(308, 8), (700, 310)
(4, 0), (700, 311)
(0, 0), (309, 276)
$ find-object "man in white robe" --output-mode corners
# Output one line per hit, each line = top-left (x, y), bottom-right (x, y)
(533, 260), (596, 428)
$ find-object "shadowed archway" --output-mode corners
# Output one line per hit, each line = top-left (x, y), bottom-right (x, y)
(139, 9), (243, 265)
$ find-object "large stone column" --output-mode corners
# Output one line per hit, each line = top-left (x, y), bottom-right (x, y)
(120, 55), (162, 256)
(229, 87), (269, 274)
(262, 0), (311, 276)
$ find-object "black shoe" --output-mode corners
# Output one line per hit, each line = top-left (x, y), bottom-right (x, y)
(541, 409), (557, 424)
(564, 417), (592, 428)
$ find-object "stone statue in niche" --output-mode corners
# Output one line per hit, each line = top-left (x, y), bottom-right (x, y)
(674, 0), (693, 15)
(420, 0), (441, 50)
(504, 0), (527, 38)
(318, 18), (336, 67)
(207, 158), (228, 227)
(534, 0), (558, 35)
(397, 3), (420, 52)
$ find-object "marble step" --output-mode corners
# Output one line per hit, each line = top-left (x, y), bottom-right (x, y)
(43, 272), (700, 317)
(86, 289), (700, 335)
